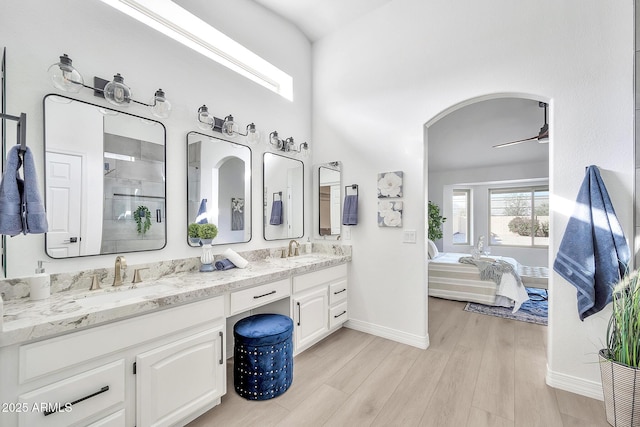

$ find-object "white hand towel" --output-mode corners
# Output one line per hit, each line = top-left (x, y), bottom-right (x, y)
(223, 248), (249, 269)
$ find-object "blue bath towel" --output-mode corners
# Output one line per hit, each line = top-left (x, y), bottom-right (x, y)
(196, 198), (208, 224)
(215, 258), (236, 270)
(270, 200), (283, 225)
(553, 165), (630, 320)
(342, 194), (358, 225)
(22, 147), (48, 234)
(0, 146), (47, 236)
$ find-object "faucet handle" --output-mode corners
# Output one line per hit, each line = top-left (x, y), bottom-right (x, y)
(89, 275), (101, 291)
(132, 268), (149, 284)
(294, 246), (299, 256)
(281, 249), (287, 258)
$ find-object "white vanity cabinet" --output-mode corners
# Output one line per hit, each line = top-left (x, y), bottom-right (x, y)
(0, 297), (226, 427)
(291, 264), (348, 353)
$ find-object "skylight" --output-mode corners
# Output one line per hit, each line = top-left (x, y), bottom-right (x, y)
(99, 0), (293, 101)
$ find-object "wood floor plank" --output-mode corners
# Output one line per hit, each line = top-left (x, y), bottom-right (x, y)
(371, 348), (449, 427)
(324, 341), (419, 426)
(466, 407), (514, 427)
(275, 384), (347, 427)
(325, 336), (396, 395)
(427, 299), (469, 353)
(472, 316), (516, 421)
(554, 388), (608, 426)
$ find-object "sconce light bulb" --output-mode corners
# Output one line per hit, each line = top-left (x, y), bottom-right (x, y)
(300, 142), (310, 158)
(48, 54), (84, 93)
(246, 123), (260, 144)
(269, 131), (281, 150)
(197, 105), (214, 130)
(222, 115), (238, 137)
(103, 73), (132, 106)
(151, 88), (171, 118)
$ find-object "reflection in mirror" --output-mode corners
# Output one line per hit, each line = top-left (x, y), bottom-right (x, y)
(319, 162), (342, 237)
(263, 153), (303, 240)
(186, 131), (252, 245)
(44, 94), (166, 258)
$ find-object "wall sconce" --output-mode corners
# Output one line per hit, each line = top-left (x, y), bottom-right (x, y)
(269, 131), (309, 157)
(196, 105), (259, 144)
(47, 53), (172, 118)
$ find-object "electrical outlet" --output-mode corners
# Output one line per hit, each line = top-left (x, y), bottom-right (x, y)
(342, 227), (351, 240)
(403, 229), (417, 243)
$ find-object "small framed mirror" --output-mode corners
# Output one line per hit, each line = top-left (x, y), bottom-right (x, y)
(44, 94), (167, 258)
(318, 162), (342, 237)
(186, 131), (252, 246)
(263, 152), (304, 240)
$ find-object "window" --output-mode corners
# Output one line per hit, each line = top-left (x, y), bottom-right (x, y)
(489, 187), (549, 247)
(452, 190), (470, 245)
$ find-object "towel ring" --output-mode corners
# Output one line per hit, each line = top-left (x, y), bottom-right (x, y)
(0, 112), (27, 154)
(273, 191), (282, 202)
(345, 184), (358, 196)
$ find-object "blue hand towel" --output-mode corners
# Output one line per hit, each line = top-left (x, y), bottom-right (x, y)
(553, 165), (630, 320)
(270, 200), (283, 225)
(196, 198), (208, 224)
(342, 194), (358, 225)
(0, 146), (25, 236)
(22, 147), (48, 234)
(215, 258), (236, 270)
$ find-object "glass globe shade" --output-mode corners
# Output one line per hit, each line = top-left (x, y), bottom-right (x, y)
(47, 54), (83, 93)
(222, 115), (238, 138)
(246, 124), (260, 144)
(103, 74), (132, 106)
(151, 89), (171, 118)
(197, 105), (213, 130)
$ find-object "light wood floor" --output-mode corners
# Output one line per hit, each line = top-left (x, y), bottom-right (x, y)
(188, 297), (609, 427)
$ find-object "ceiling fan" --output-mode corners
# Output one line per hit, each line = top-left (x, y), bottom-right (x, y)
(492, 101), (549, 148)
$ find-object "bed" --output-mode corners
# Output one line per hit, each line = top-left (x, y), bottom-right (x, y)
(428, 251), (549, 309)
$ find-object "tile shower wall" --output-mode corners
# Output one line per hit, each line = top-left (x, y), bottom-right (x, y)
(102, 133), (165, 253)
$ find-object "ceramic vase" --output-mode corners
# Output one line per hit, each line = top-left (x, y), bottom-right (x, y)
(199, 240), (215, 272)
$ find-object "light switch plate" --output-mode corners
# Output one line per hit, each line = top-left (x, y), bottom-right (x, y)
(342, 227), (351, 240)
(403, 229), (417, 243)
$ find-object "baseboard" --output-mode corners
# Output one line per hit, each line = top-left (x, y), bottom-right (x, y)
(344, 319), (429, 349)
(546, 367), (604, 401)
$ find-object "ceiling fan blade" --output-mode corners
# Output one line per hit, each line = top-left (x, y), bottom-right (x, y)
(492, 135), (538, 148)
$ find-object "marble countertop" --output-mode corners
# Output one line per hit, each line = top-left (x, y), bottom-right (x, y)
(0, 253), (350, 348)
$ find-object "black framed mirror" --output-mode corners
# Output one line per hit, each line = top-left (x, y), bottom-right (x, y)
(263, 152), (304, 240)
(186, 131), (252, 246)
(43, 94), (167, 258)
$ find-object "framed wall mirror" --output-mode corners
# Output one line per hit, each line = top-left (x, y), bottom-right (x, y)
(43, 94), (167, 258)
(318, 161), (342, 237)
(186, 131), (252, 246)
(263, 152), (304, 240)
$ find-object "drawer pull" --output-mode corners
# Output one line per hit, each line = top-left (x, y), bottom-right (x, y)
(297, 302), (301, 326)
(253, 290), (276, 299)
(333, 310), (347, 319)
(333, 289), (347, 295)
(219, 331), (224, 365)
(44, 385), (110, 416)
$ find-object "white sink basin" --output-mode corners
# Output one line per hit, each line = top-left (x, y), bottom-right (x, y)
(74, 284), (176, 307)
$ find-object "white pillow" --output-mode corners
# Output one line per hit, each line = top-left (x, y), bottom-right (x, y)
(427, 240), (439, 259)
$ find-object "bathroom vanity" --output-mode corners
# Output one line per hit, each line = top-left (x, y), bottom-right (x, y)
(0, 251), (350, 427)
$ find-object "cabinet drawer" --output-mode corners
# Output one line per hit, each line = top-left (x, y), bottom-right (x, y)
(18, 360), (125, 427)
(229, 279), (290, 315)
(329, 280), (348, 305)
(293, 264), (347, 294)
(87, 409), (125, 427)
(329, 302), (348, 329)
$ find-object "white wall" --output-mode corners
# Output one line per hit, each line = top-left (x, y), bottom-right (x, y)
(312, 0), (633, 399)
(1, 0), (312, 276)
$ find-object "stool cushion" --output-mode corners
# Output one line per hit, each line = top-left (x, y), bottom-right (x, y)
(233, 313), (294, 400)
(234, 313), (293, 346)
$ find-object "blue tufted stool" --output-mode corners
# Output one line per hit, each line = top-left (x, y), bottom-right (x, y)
(233, 313), (294, 400)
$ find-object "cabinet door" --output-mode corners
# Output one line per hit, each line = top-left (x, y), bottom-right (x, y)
(293, 287), (329, 351)
(136, 325), (225, 427)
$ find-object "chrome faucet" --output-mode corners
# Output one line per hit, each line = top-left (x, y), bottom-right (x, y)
(113, 256), (127, 287)
(288, 240), (300, 257)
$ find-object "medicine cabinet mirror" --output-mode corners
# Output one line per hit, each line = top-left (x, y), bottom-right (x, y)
(43, 94), (167, 258)
(263, 152), (304, 240)
(186, 131), (252, 246)
(318, 162), (342, 237)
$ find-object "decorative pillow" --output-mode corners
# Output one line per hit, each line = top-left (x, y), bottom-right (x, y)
(427, 240), (439, 259)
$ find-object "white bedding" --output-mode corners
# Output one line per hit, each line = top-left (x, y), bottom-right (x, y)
(428, 252), (530, 312)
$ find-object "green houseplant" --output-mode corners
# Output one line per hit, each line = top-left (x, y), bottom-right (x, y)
(188, 223), (201, 244)
(427, 201), (446, 241)
(134, 205), (151, 235)
(599, 270), (640, 426)
(197, 223), (218, 244)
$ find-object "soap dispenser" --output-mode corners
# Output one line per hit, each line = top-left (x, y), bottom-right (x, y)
(30, 261), (50, 301)
(305, 238), (312, 254)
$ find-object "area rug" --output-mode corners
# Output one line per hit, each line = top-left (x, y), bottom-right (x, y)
(463, 288), (548, 326)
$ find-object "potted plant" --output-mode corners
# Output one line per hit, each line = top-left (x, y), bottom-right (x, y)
(188, 223), (201, 245)
(599, 270), (640, 426)
(134, 205), (151, 235)
(427, 201), (446, 241)
(197, 223), (218, 244)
